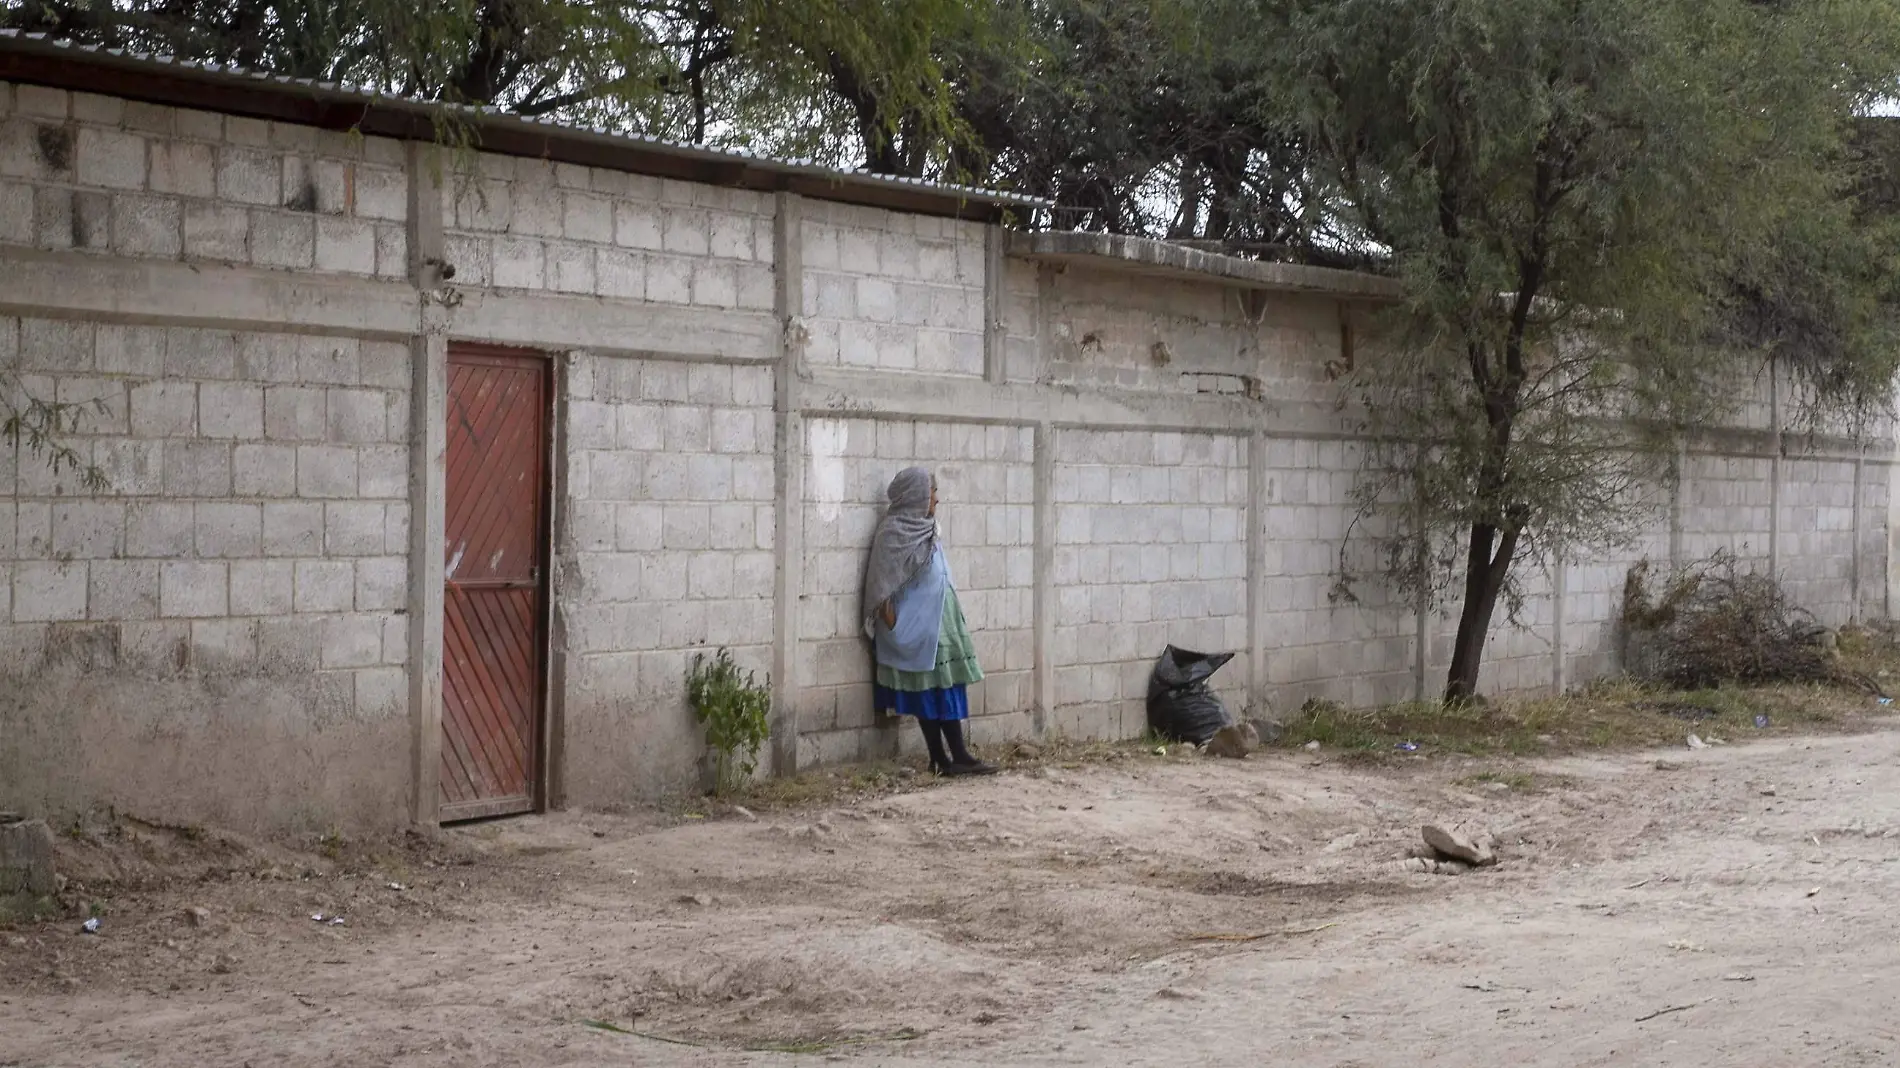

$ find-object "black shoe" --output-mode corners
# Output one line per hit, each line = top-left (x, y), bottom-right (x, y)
(940, 759), (998, 777)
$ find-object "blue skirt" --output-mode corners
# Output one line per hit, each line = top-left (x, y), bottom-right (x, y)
(875, 683), (969, 722)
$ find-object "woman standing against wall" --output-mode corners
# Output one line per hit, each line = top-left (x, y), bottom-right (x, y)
(864, 467), (998, 776)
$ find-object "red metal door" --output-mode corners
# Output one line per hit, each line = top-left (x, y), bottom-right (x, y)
(440, 346), (548, 821)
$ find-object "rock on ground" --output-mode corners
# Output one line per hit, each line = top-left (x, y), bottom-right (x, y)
(1205, 723), (1260, 759)
(1421, 823), (1497, 867)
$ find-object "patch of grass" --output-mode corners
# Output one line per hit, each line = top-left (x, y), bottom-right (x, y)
(0, 892), (62, 926)
(1278, 676), (1876, 760)
(1457, 770), (1536, 791)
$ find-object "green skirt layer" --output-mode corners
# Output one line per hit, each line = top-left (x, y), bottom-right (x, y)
(875, 585), (984, 693)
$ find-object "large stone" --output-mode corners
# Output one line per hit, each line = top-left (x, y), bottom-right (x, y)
(1421, 823), (1497, 867)
(1205, 722), (1259, 759)
(0, 818), (58, 896)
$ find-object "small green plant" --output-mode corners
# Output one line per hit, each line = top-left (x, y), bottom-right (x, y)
(686, 649), (771, 795)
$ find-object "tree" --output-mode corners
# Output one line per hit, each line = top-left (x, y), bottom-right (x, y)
(1268, 0), (1900, 701)
(1, 0), (1003, 169)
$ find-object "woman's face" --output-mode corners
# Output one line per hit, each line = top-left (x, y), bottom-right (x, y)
(928, 479), (939, 517)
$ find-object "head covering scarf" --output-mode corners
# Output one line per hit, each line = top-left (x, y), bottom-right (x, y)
(863, 467), (938, 629)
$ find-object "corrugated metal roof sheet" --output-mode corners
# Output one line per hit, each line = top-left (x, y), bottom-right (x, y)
(0, 29), (1048, 218)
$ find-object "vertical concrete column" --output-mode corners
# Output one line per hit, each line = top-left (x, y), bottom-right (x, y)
(1888, 436), (1900, 620)
(1669, 442), (1686, 570)
(1246, 431), (1269, 715)
(1413, 472), (1429, 703)
(1769, 361), (1783, 576)
(405, 142), (447, 827)
(1853, 443), (1866, 626)
(1550, 542), (1567, 694)
(983, 224), (1008, 385)
(770, 191), (806, 777)
(1032, 422), (1056, 735)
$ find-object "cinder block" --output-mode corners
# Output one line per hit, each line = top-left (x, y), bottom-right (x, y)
(0, 179), (31, 244)
(228, 559), (294, 616)
(294, 559), (355, 613)
(182, 202), (248, 261)
(663, 406), (710, 452)
(645, 254), (690, 303)
(195, 382), (265, 440)
(354, 556), (406, 611)
(614, 201), (662, 249)
(195, 501), (262, 558)
(661, 505), (711, 550)
(14, 561), (87, 622)
(324, 501), (386, 556)
(374, 225), (407, 279)
(218, 147), (281, 205)
(50, 501), (124, 559)
(563, 192), (610, 239)
(315, 216), (376, 274)
(250, 211), (314, 268)
(382, 614), (410, 664)
(355, 665), (408, 716)
(660, 209), (710, 255)
(357, 444), (407, 499)
(264, 385), (327, 441)
(74, 126), (146, 189)
(233, 443), (297, 497)
(296, 445), (358, 498)
(493, 237), (545, 288)
(192, 619), (257, 671)
(88, 559), (159, 621)
(548, 243), (596, 294)
(123, 501), (191, 557)
(352, 165), (406, 221)
(708, 211), (753, 259)
(162, 442), (232, 496)
(325, 388), (387, 443)
(262, 501), (323, 557)
(256, 611), (323, 668)
(163, 326), (238, 379)
(615, 503), (663, 551)
(689, 262), (736, 307)
(160, 561), (227, 618)
(596, 248), (644, 299)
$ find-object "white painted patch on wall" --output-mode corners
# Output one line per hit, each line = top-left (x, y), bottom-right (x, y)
(809, 418), (851, 522)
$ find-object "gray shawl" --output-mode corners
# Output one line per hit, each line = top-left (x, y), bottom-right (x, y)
(863, 467), (938, 630)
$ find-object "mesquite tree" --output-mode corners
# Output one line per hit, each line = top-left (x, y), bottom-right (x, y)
(1271, 0), (1900, 701)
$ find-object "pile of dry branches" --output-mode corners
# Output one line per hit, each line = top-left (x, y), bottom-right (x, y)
(1623, 549), (1860, 690)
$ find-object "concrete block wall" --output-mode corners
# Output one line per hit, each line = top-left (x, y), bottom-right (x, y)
(1781, 454), (1863, 626)
(798, 201), (987, 375)
(3, 72), (1894, 831)
(797, 417), (1035, 764)
(555, 354), (776, 802)
(0, 83), (406, 277)
(1680, 453), (1775, 568)
(441, 158), (775, 307)
(1257, 437), (1417, 712)
(0, 316), (412, 829)
(1038, 268), (1339, 403)
(1051, 429), (1248, 737)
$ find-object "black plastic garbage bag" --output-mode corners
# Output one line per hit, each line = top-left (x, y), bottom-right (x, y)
(1146, 645), (1236, 744)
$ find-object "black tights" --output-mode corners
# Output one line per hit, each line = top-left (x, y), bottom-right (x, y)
(917, 718), (975, 768)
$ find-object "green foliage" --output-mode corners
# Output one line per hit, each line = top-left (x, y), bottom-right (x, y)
(1272, 0), (1900, 698)
(2, 371), (108, 493)
(686, 648), (771, 794)
(3, 0), (1011, 175)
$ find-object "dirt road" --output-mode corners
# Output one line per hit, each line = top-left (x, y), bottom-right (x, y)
(7, 726), (1900, 1067)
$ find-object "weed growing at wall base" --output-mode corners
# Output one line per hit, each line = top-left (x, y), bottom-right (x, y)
(687, 650), (771, 795)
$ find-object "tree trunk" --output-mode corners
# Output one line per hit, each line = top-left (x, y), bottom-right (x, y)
(1443, 522), (1519, 703)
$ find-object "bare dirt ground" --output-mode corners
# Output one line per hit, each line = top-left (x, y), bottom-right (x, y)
(8, 724), (1900, 1067)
